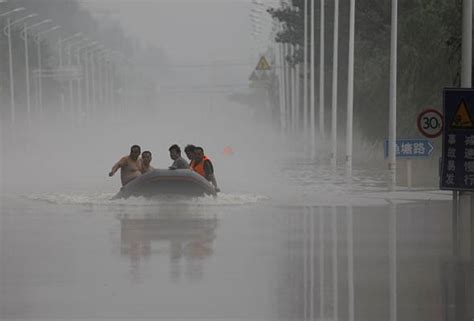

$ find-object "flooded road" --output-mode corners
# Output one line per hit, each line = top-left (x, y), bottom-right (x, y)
(1, 182), (468, 321)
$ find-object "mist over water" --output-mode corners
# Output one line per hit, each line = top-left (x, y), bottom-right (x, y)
(1, 92), (395, 207)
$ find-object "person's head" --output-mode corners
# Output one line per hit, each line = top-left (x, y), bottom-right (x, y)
(194, 147), (204, 162)
(184, 144), (196, 161)
(169, 144), (181, 161)
(130, 145), (141, 160)
(142, 151), (152, 165)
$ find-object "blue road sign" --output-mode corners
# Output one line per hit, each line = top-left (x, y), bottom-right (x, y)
(384, 139), (434, 159)
(440, 88), (474, 191)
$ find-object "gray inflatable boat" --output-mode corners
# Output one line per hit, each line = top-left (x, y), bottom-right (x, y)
(113, 169), (217, 199)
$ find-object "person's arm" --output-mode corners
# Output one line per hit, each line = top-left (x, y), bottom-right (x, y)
(204, 160), (220, 192)
(138, 159), (146, 173)
(208, 173), (219, 192)
(109, 157), (126, 176)
(169, 160), (178, 170)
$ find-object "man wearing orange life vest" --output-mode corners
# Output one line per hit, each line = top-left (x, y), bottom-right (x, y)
(192, 146), (220, 192)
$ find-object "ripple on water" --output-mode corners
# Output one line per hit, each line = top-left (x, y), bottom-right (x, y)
(24, 192), (270, 207)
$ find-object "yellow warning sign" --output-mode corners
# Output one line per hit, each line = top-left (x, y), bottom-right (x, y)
(451, 99), (474, 128)
(255, 56), (271, 71)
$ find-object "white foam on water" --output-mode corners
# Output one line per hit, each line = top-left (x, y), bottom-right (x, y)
(24, 191), (270, 207)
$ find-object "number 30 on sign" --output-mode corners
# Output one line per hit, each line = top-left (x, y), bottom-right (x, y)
(417, 109), (443, 138)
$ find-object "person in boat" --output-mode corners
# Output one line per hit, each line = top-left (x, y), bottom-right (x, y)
(184, 144), (196, 167)
(168, 144), (189, 170)
(192, 146), (220, 192)
(109, 145), (142, 186)
(140, 150), (155, 173)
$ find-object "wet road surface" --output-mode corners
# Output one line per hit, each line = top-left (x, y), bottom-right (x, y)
(1, 194), (471, 321)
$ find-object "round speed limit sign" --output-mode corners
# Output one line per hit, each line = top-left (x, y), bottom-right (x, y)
(417, 109), (443, 138)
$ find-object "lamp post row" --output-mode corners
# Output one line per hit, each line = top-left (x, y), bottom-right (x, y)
(0, 5), (125, 130)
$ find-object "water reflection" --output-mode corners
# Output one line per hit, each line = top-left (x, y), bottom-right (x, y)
(277, 202), (469, 321)
(117, 205), (218, 283)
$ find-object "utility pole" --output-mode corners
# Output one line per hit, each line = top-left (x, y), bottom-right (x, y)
(303, 0), (308, 143)
(310, 0), (316, 158)
(319, 0), (325, 140)
(388, 0), (398, 190)
(1, 7), (26, 130)
(345, 0), (355, 178)
(331, 0), (339, 168)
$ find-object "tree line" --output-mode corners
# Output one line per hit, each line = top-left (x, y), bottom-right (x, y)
(268, 0), (462, 141)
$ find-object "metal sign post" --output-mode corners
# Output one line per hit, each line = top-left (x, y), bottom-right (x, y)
(384, 138), (434, 189)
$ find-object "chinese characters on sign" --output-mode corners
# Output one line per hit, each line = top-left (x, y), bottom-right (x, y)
(441, 89), (474, 190)
(384, 139), (434, 159)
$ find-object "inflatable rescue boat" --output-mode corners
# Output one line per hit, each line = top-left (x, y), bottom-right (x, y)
(113, 169), (217, 199)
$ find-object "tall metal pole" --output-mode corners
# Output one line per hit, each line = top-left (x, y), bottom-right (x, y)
(97, 54), (103, 109)
(286, 44), (292, 133)
(36, 38), (42, 116)
(34, 25), (60, 119)
(303, 0), (308, 142)
(23, 22), (31, 127)
(68, 43), (74, 119)
(331, 0), (339, 168)
(283, 43), (290, 134)
(104, 56), (110, 108)
(459, 0), (473, 262)
(310, 0), (316, 158)
(290, 45), (296, 134)
(1, 8), (28, 130)
(279, 43), (286, 134)
(76, 51), (82, 120)
(388, 0), (398, 190)
(295, 55), (301, 133)
(346, 0), (355, 178)
(109, 60), (115, 114)
(84, 50), (90, 121)
(90, 51), (97, 116)
(462, 0), (472, 87)
(58, 35), (65, 115)
(6, 17), (15, 129)
(319, 0), (325, 140)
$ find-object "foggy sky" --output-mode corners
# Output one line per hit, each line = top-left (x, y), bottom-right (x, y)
(80, 0), (259, 64)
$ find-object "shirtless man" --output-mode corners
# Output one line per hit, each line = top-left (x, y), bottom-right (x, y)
(140, 151), (155, 173)
(109, 145), (143, 186)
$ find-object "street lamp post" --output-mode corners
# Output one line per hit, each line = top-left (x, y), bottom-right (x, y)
(67, 38), (87, 121)
(3, 12), (38, 128)
(81, 43), (101, 121)
(59, 32), (82, 117)
(34, 25), (60, 117)
(75, 41), (98, 123)
(331, 0), (339, 168)
(98, 50), (112, 109)
(346, 0), (355, 179)
(0, 7), (26, 129)
(20, 18), (52, 127)
(88, 45), (104, 118)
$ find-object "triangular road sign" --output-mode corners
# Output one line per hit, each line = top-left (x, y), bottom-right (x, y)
(451, 99), (474, 128)
(255, 56), (271, 71)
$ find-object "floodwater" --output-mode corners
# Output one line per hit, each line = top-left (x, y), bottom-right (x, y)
(1, 161), (470, 321)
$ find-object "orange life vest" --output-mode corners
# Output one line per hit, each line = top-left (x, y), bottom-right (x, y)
(192, 156), (210, 178)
